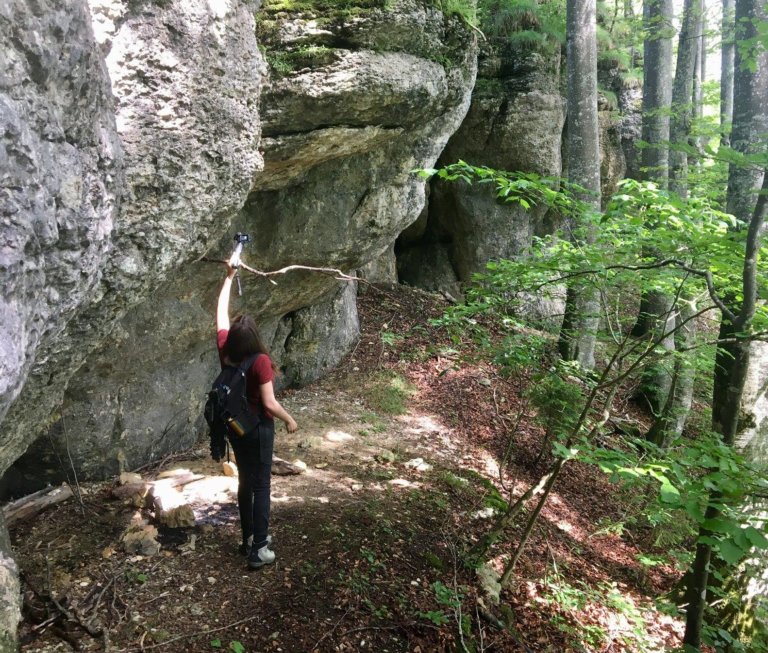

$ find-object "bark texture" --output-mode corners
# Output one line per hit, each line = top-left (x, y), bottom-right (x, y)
(720, 0), (736, 144)
(558, 0), (602, 370)
(669, 0), (702, 198)
(641, 0), (674, 184)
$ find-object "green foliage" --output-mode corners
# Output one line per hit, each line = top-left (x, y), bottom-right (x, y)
(361, 371), (416, 415)
(422, 159), (768, 644)
(418, 580), (465, 626)
(432, 0), (478, 25)
(542, 566), (658, 652)
(125, 569), (148, 585)
(261, 0), (385, 12)
(478, 0), (565, 54)
(530, 368), (583, 412)
(381, 330), (404, 348)
(210, 640), (245, 653)
(577, 433), (768, 568)
(264, 45), (339, 77)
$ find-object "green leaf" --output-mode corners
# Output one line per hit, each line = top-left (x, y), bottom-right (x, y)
(745, 526), (768, 550)
(229, 641), (246, 653)
(716, 538), (746, 566)
(210, 640), (222, 649)
(659, 479), (681, 505)
(703, 517), (738, 536)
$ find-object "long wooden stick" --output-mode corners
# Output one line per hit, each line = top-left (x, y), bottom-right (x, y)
(199, 257), (367, 286)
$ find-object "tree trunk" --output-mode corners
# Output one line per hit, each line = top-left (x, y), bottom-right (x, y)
(720, 0), (736, 145)
(669, 298), (697, 439)
(669, 0), (702, 198)
(633, 291), (677, 415)
(558, 0), (601, 370)
(632, 0), (676, 412)
(641, 0), (674, 184)
(717, 341), (768, 646)
(683, 1), (768, 639)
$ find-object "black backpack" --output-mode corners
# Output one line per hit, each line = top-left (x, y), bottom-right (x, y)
(204, 354), (263, 461)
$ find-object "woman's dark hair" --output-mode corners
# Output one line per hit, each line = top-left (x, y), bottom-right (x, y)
(223, 315), (278, 373)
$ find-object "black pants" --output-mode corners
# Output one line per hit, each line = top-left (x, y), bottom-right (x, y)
(229, 420), (274, 549)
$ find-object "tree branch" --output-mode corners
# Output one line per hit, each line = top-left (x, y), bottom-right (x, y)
(199, 257), (366, 286)
(532, 258), (736, 323)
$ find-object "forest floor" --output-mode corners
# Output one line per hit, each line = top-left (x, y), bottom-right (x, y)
(11, 285), (692, 653)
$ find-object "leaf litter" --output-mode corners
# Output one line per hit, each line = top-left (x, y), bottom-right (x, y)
(11, 285), (688, 653)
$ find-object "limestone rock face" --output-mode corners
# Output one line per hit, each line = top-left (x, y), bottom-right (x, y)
(397, 45), (630, 298)
(0, 0), (123, 453)
(282, 283), (361, 387)
(0, 513), (20, 652)
(1, 0), (265, 483)
(243, 0), (478, 313)
(1, 0), (476, 488)
(397, 46), (566, 294)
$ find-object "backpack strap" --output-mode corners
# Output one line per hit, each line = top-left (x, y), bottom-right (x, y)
(237, 353), (261, 373)
(237, 353), (264, 418)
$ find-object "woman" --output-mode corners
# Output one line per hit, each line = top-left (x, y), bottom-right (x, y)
(217, 263), (298, 569)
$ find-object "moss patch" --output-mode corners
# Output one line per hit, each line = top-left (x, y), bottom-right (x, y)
(361, 371), (417, 415)
(265, 45), (341, 76)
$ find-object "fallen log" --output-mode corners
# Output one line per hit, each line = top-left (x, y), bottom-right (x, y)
(3, 485), (74, 527)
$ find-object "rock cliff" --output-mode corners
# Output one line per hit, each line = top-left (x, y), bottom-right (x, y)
(1, 0), (477, 494)
(2, 1), (476, 644)
(397, 33), (631, 300)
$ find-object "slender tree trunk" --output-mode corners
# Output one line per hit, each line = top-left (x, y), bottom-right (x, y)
(641, 0), (674, 184)
(558, 0), (601, 370)
(661, 0), (701, 439)
(633, 0), (678, 421)
(669, 298), (697, 439)
(669, 0), (702, 198)
(683, 2), (768, 644)
(720, 0), (736, 145)
(634, 0), (675, 347)
(633, 293), (677, 415)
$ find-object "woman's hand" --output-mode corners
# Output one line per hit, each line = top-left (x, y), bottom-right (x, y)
(285, 416), (298, 433)
(225, 261), (237, 279)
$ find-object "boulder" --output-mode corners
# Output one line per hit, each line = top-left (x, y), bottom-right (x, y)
(0, 514), (20, 653)
(398, 38), (631, 306)
(1, 0), (477, 485)
(121, 522), (162, 556)
(0, 0), (265, 484)
(398, 44), (566, 292)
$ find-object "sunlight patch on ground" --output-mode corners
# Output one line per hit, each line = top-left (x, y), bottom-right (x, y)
(541, 494), (588, 540)
(183, 476), (237, 502)
(397, 413), (458, 458)
(271, 494), (306, 504)
(324, 430), (355, 443)
(478, 452), (500, 479)
(387, 478), (421, 489)
(401, 415), (445, 433)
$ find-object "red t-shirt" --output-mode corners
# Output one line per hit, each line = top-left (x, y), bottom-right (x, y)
(217, 329), (274, 419)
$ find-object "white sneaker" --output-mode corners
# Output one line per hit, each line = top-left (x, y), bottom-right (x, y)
(248, 542), (276, 569)
(240, 534), (272, 556)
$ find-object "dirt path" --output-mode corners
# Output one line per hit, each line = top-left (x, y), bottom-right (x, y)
(10, 287), (686, 653)
(11, 368), (505, 653)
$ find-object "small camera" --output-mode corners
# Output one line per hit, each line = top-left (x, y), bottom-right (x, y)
(234, 232), (251, 244)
